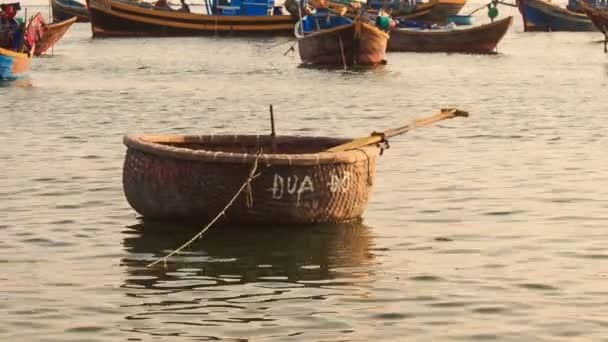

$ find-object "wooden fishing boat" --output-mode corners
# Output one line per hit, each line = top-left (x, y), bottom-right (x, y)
(51, 0), (89, 22)
(295, 13), (389, 66)
(123, 135), (381, 224)
(85, 0), (297, 37)
(517, 0), (596, 31)
(388, 16), (513, 53)
(34, 16), (77, 56)
(0, 47), (31, 82)
(380, 0), (467, 24)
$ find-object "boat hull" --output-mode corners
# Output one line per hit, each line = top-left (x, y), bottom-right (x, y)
(517, 0), (596, 31)
(34, 16), (77, 55)
(297, 21), (388, 66)
(388, 16), (513, 53)
(86, 0), (297, 37)
(51, 0), (90, 22)
(122, 135), (380, 225)
(0, 47), (31, 82)
(581, 2), (608, 34)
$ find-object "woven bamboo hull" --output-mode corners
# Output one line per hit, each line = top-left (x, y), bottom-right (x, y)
(297, 21), (388, 66)
(86, 0), (297, 37)
(388, 16), (512, 53)
(581, 2), (608, 34)
(123, 135), (380, 224)
(517, 0), (595, 31)
(34, 16), (77, 56)
(0, 47), (31, 81)
(52, 0), (90, 22)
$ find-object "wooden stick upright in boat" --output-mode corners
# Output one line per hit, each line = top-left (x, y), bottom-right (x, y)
(269, 104), (276, 137)
(269, 104), (277, 153)
(326, 108), (469, 152)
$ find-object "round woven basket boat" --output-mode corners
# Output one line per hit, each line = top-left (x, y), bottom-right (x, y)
(123, 134), (381, 224)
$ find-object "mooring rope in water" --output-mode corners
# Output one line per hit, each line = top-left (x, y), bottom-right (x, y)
(267, 38), (296, 50)
(339, 35), (347, 70)
(147, 153), (262, 268)
(603, 25), (608, 53)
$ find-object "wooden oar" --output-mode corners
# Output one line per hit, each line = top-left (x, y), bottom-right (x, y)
(326, 108), (468, 152)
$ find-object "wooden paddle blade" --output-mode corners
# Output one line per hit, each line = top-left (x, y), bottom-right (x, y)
(442, 108), (469, 118)
(326, 108), (469, 152)
(382, 108), (468, 138)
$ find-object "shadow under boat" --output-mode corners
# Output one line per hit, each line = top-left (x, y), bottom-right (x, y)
(296, 61), (388, 72)
(122, 219), (378, 289)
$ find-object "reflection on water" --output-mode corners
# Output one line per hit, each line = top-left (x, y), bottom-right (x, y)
(120, 220), (378, 339)
(0, 78), (33, 88)
(123, 220), (377, 288)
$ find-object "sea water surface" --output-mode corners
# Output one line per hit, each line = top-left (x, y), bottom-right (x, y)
(2, 3), (608, 341)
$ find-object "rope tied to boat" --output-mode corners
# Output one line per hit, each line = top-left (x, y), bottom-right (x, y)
(354, 148), (374, 186)
(466, 0), (513, 17)
(146, 153), (263, 268)
(246, 180), (254, 208)
(603, 25), (608, 53)
(370, 131), (390, 155)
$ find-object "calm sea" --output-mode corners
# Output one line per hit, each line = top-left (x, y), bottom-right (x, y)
(2, 3), (608, 341)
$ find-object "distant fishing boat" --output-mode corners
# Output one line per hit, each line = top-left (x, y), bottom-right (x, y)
(517, 0), (596, 31)
(85, 0), (297, 37)
(34, 15), (77, 55)
(51, 0), (90, 22)
(370, 0), (467, 24)
(295, 9), (389, 66)
(388, 16), (513, 53)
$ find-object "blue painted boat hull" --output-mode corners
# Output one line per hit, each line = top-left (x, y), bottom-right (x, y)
(518, 0), (596, 31)
(0, 48), (31, 83)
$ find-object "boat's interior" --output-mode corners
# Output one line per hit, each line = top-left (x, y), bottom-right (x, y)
(301, 9), (353, 33)
(143, 135), (348, 154)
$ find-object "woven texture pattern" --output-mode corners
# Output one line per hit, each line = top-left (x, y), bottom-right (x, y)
(123, 135), (381, 224)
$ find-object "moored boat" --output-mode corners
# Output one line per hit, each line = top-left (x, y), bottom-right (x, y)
(122, 108), (468, 225)
(580, 0), (608, 34)
(388, 16), (513, 53)
(0, 46), (31, 82)
(295, 11), (389, 66)
(517, 0), (596, 31)
(373, 0), (467, 24)
(51, 0), (90, 22)
(34, 15), (77, 56)
(123, 134), (381, 224)
(85, 0), (297, 37)
(0, 3), (36, 82)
